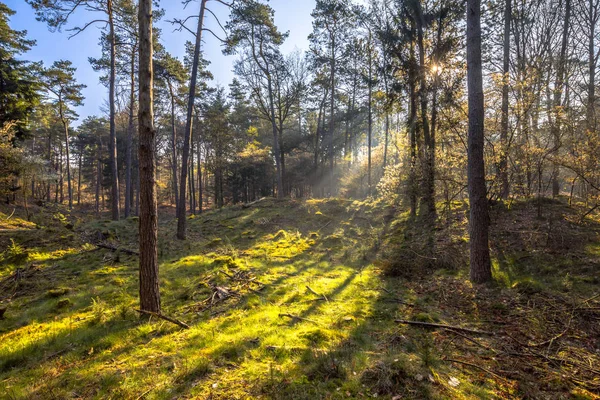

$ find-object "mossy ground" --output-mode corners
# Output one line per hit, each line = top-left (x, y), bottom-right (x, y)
(0, 198), (598, 399)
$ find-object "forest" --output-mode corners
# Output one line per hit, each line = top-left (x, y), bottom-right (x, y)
(0, 0), (599, 398)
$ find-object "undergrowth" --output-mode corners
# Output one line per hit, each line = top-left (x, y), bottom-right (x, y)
(0, 198), (598, 399)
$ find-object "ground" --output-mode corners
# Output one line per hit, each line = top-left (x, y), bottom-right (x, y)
(0, 198), (599, 399)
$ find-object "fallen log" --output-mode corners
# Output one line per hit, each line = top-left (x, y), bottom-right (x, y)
(134, 309), (190, 329)
(97, 243), (139, 256)
(395, 319), (493, 335)
(241, 197), (268, 209)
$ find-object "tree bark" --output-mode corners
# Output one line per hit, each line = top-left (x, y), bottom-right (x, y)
(551, 0), (571, 197)
(168, 81), (180, 212)
(367, 29), (373, 197)
(415, 3), (435, 222)
(499, 0), (511, 199)
(125, 41), (136, 218)
(177, 0), (206, 239)
(108, 0), (120, 220)
(138, 0), (161, 313)
(467, 0), (492, 283)
(59, 101), (73, 209)
(408, 30), (418, 218)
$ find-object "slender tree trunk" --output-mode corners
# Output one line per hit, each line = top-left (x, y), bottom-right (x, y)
(59, 142), (63, 203)
(415, 4), (435, 222)
(551, 0), (571, 197)
(138, 0), (160, 313)
(408, 32), (418, 218)
(59, 104), (73, 209)
(125, 43), (136, 218)
(108, 0), (120, 220)
(47, 130), (52, 201)
(177, 0), (206, 239)
(267, 75), (284, 198)
(329, 33), (336, 196)
(168, 82), (180, 212)
(367, 29), (373, 197)
(198, 141), (203, 214)
(499, 0), (511, 199)
(96, 140), (102, 216)
(190, 140), (196, 214)
(77, 140), (82, 205)
(467, 0), (492, 283)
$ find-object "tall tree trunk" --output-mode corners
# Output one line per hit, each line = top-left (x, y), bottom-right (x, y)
(77, 139), (82, 205)
(329, 33), (336, 196)
(125, 43), (136, 218)
(108, 0), (120, 220)
(198, 141), (203, 213)
(59, 142), (63, 203)
(190, 140), (196, 214)
(415, 4), (435, 221)
(168, 81), (180, 212)
(177, 0), (206, 239)
(96, 140), (102, 216)
(587, 0), (599, 139)
(367, 29), (373, 197)
(499, 0), (511, 199)
(59, 102), (73, 209)
(138, 0), (160, 313)
(266, 74), (284, 198)
(467, 0), (492, 283)
(408, 31), (418, 218)
(551, 0), (571, 197)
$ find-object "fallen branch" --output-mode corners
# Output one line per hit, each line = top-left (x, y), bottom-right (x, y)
(279, 313), (321, 325)
(306, 285), (328, 302)
(445, 358), (505, 380)
(395, 320), (493, 335)
(241, 197), (267, 209)
(97, 243), (139, 256)
(134, 309), (190, 329)
(5, 208), (15, 220)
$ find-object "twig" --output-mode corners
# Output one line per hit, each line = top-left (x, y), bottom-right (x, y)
(445, 358), (505, 380)
(134, 309), (190, 329)
(395, 320), (493, 335)
(449, 330), (498, 354)
(306, 285), (328, 302)
(5, 208), (15, 220)
(279, 313), (321, 325)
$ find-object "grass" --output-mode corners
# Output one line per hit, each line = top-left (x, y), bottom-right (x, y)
(0, 198), (599, 399)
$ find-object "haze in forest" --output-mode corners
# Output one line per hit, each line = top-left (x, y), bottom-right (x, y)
(0, 0), (599, 399)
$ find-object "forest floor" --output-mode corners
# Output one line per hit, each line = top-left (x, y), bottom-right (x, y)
(0, 197), (599, 399)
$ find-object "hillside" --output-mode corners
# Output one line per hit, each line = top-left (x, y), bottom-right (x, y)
(0, 199), (599, 399)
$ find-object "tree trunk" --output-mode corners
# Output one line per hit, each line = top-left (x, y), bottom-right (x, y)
(168, 81), (180, 212)
(467, 0), (492, 284)
(125, 42), (136, 218)
(367, 30), (373, 197)
(551, 0), (571, 197)
(77, 139), (82, 205)
(408, 30), (418, 218)
(96, 139), (102, 216)
(138, 0), (161, 313)
(415, 4), (435, 222)
(108, 0), (120, 220)
(177, 0), (206, 239)
(329, 33), (336, 196)
(499, 0), (511, 199)
(60, 104), (73, 209)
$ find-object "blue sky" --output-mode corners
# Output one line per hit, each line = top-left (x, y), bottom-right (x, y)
(6, 0), (317, 125)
